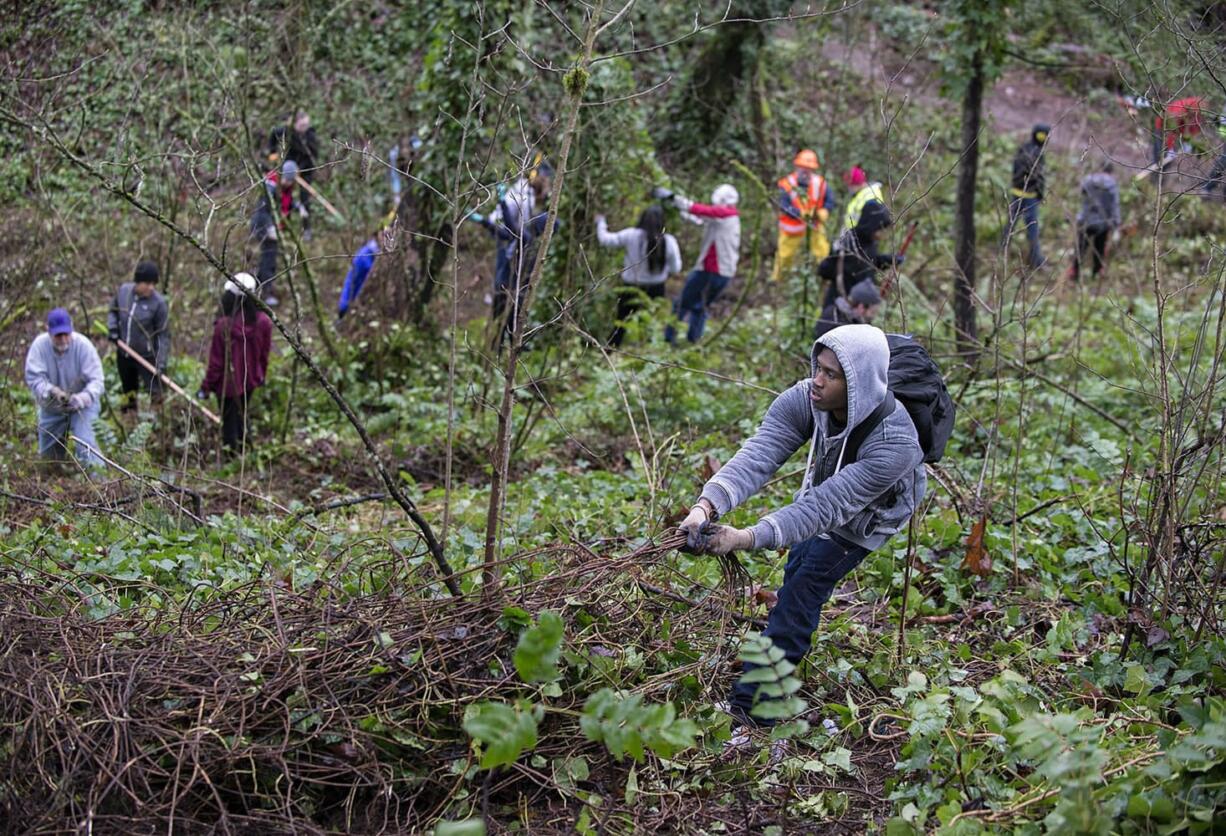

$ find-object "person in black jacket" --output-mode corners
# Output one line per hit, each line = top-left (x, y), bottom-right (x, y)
(818, 200), (900, 308)
(106, 260), (170, 413)
(815, 279), (882, 338)
(267, 111), (319, 239)
(1004, 124), (1050, 269)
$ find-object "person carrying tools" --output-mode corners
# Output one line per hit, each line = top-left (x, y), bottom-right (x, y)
(25, 308), (105, 468)
(677, 324), (952, 758)
(772, 149), (836, 282)
(818, 199), (901, 308)
(1004, 124), (1050, 269)
(198, 274), (273, 453)
(106, 259), (170, 414)
(1068, 162), (1121, 282)
(249, 159), (307, 307)
(661, 184), (741, 344)
(839, 166), (885, 235)
(267, 111), (319, 240)
(814, 279), (882, 338)
(596, 204), (682, 347)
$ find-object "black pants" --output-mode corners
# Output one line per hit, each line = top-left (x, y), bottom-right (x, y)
(117, 352), (162, 397)
(220, 395), (250, 450)
(1072, 224), (1109, 280)
(610, 283), (665, 346)
(258, 238), (279, 297)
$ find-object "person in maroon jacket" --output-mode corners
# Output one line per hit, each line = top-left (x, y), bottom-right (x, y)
(197, 273), (273, 452)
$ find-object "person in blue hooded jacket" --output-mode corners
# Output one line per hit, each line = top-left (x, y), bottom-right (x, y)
(677, 324), (926, 742)
(337, 233), (381, 320)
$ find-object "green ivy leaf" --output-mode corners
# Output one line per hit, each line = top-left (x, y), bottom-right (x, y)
(462, 700), (540, 769)
(513, 611), (564, 683)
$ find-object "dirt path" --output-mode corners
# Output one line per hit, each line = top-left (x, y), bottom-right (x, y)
(825, 36), (1152, 171)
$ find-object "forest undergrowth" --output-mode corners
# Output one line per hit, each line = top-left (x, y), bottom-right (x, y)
(1, 1), (1225, 834)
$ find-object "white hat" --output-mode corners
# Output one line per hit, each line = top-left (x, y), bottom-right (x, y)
(711, 184), (739, 206)
(225, 272), (258, 295)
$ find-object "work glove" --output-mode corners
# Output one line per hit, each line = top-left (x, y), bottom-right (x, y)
(195, 389), (207, 401)
(468, 211), (485, 224)
(298, 204), (309, 219)
(651, 186), (674, 201)
(704, 525), (755, 556)
(67, 393), (89, 412)
(678, 503), (714, 553)
(48, 385), (70, 408)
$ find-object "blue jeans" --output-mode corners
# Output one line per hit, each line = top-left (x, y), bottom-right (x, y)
(666, 269), (729, 344)
(729, 535), (869, 723)
(37, 404), (101, 467)
(1004, 197), (1043, 268)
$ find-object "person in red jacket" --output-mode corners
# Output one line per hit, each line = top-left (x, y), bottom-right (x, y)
(198, 273), (273, 452)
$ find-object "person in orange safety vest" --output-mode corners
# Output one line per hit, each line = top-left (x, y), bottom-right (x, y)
(772, 149), (838, 281)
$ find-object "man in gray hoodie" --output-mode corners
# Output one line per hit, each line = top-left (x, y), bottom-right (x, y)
(24, 308), (105, 467)
(678, 324), (926, 728)
(107, 259), (170, 413)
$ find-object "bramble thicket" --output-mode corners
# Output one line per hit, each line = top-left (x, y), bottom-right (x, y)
(0, 2), (1224, 833)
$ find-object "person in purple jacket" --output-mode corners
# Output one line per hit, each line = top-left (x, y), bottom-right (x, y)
(198, 273), (273, 452)
(677, 324), (926, 751)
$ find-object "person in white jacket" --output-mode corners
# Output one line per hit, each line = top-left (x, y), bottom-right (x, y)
(24, 308), (105, 467)
(661, 184), (741, 343)
(595, 204), (682, 346)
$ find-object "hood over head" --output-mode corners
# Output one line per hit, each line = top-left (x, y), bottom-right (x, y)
(812, 324), (890, 434)
(711, 184), (739, 206)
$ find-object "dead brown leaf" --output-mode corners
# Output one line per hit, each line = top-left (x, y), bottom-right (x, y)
(962, 514), (992, 577)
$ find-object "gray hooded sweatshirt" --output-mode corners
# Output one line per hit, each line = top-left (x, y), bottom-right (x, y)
(699, 324), (926, 550)
(24, 332), (105, 414)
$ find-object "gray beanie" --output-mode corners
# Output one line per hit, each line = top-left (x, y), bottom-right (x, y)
(848, 280), (882, 307)
(281, 160), (299, 182)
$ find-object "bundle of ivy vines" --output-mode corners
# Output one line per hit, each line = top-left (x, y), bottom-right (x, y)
(0, 535), (756, 833)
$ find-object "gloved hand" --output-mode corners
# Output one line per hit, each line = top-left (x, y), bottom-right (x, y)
(651, 186), (674, 201)
(48, 385), (70, 407)
(297, 204), (309, 219)
(107, 331), (119, 343)
(817, 208), (830, 223)
(704, 525), (754, 556)
(266, 225), (278, 241)
(678, 503), (714, 553)
(196, 389), (207, 401)
(67, 393), (89, 412)
(468, 211), (485, 223)
(894, 254), (906, 266)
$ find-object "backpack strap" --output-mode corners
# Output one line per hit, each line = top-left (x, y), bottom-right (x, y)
(840, 392), (895, 469)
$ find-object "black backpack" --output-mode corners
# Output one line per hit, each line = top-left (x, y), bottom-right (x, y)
(845, 334), (956, 464)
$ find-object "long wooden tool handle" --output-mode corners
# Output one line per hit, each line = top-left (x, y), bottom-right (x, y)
(881, 223), (919, 296)
(116, 340), (222, 425)
(296, 178), (345, 221)
(897, 222), (919, 257)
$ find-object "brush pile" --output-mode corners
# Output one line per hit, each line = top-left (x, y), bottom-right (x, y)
(0, 538), (749, 833)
